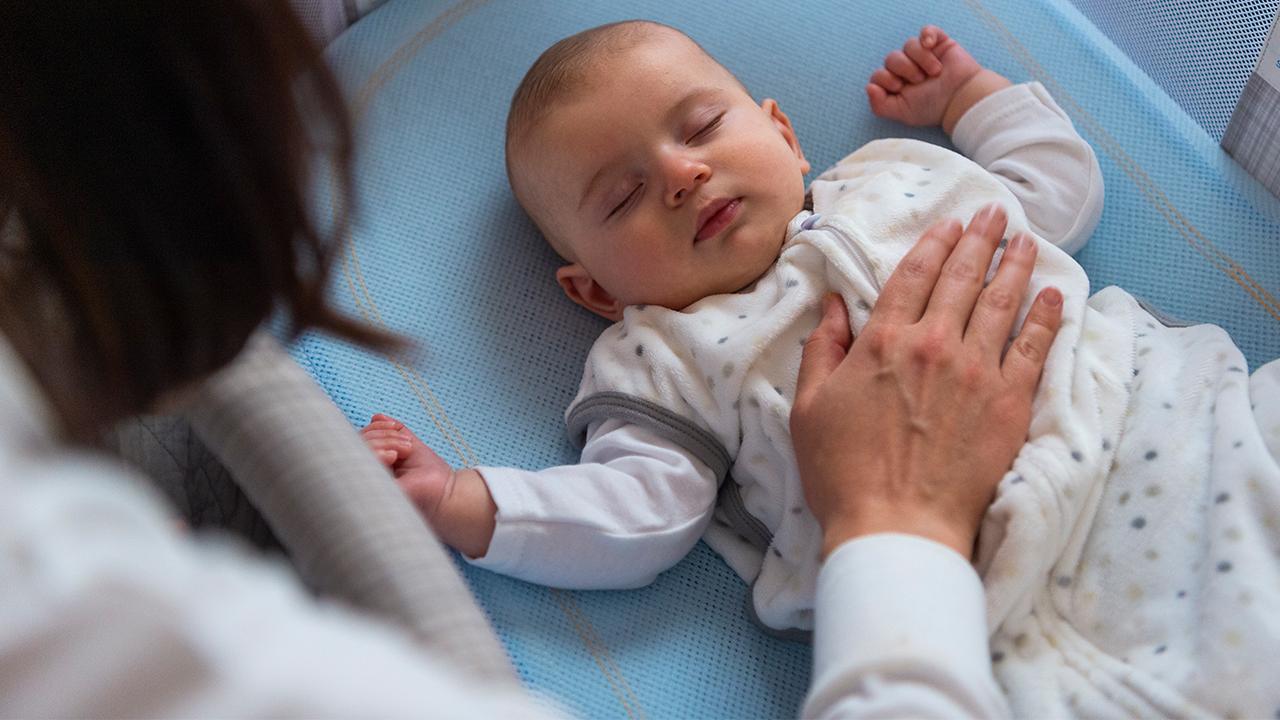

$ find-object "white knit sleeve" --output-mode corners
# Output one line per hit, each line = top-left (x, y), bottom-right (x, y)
(471, 418), (718, 589)
(951, 82), (1104, 255)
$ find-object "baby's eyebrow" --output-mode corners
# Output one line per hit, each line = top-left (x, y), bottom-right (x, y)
(576, 86), (726, 213)
(666, 86), (724, 125)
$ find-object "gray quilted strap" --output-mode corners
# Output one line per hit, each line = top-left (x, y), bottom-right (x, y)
(186, 331), (517, 685)
(566, 391), (733, 483)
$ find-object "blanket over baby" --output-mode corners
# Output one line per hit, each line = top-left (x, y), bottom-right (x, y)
(567, 139), (1280, 717)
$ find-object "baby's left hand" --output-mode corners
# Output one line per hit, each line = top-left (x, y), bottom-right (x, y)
(866, 26), (983, 128)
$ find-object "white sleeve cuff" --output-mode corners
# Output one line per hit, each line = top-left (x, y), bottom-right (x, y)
(804, 533), (1009, 719)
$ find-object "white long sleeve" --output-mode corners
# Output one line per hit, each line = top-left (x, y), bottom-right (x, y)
(951, 82), (1104, 255)
(470, 418), (718, 589)
(804, 534), (1010, 720)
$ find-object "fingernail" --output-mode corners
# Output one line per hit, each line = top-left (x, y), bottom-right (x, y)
(1044, 287), (1063, 306)
(1010, 234), (1031, 253)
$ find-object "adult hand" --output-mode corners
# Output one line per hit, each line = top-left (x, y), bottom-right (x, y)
(792, 204), (1062, 559)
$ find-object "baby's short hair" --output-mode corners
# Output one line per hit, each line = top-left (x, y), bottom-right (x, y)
(504, 20), (732, 258)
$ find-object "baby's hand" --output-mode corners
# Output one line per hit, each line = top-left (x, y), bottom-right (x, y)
(866, 26), (984, 129)
(360, 413), (454, 521)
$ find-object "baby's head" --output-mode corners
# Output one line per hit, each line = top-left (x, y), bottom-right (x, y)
(506, 21), (811, 321)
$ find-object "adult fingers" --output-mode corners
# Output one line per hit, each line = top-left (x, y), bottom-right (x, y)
(885, 50), (925, 84)
(904, 37), (942, 76)
(964, 232), (1037, 355)
(794, 294), (853, 411)
(871, 217), (963, 325)
(923, 204), (1008, 329)
(1002, 287), (1063, 395)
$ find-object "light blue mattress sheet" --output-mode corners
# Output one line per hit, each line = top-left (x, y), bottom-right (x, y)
(294, 1), (1280, 716)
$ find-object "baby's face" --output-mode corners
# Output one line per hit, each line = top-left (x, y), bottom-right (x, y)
(520, 31), (810, 320)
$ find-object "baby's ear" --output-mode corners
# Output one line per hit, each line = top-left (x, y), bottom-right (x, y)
(556, 264), (623, 321)
(761, 99), (811, 175)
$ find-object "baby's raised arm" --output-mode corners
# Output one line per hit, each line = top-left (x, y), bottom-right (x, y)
(868, 26), (1103, 254)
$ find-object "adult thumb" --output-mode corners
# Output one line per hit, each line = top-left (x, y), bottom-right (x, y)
(795, 293), (852, 405)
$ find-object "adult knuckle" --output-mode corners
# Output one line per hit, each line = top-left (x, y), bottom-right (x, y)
(864, 324), (897, 359)
(981, 286), (1018, 312)
(1012, 335), (1045, 363)
(942, 257), (979, 281)
(899, 254), (932, 280)
(911, 326), (951, 365)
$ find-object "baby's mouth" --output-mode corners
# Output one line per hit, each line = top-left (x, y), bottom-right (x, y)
(695, 197), (742, 242)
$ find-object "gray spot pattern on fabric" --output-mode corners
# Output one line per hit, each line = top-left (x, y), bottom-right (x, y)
(1218, 561), (1233, 573)
(791, 506), (803, 514)
(1010, 475), (1025, 484)
(722, 362), (735, 378)
(738, 314), (747, 320)
(1216, 492), (1231, 504)
(1145, 450), (1158, 460)
(857, 299), (871, 311)
(635, 344), (644, 356)
(1071, 450), (1083, 462)
(1233, 440), (1244, 449)
(991, 651), (1005, 663)
(785, 279), (798, 288)
(904, 192), (915, 198)
(1102, 439), (1112, 451)
(1155, 645), (1167, 654)
(718, 336), (728, 344)
(1132, 516), (1147, 529)
(1118, 491), (1130, 505)
(1056, 575), (1072, 587)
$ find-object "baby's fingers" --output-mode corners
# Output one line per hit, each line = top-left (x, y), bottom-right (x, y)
(920, 25), (950, 50)
(869, 68), (903, 93)
(867, 83), (907, 121)
(884, 50), (925, 84)
(904, 37), (942, 76)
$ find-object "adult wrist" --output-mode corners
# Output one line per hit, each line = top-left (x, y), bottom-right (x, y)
(821, 511), (975, 561)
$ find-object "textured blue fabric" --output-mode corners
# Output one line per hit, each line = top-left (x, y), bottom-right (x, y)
(1068, 0), (1278, 141)
(297, 1), (1280, 717)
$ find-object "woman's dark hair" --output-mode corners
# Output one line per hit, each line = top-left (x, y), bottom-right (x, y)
(0, 1), (398, 439)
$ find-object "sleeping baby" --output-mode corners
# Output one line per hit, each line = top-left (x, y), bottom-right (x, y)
(361, 21), (1280, 718)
